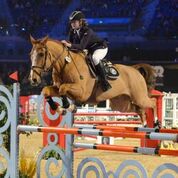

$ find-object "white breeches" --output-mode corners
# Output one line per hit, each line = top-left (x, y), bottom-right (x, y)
(92, 47), (108, 65)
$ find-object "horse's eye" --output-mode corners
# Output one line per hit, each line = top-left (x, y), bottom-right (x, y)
(38, 52), (44, 57)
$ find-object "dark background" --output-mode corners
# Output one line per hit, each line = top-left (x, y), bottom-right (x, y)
(0, 0), (178, 94)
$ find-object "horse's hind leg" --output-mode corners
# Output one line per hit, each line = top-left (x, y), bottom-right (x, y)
(110, 95), (133, 112)
(149, 97), (161, 127)
(110, 96), (148, 126)
(134, 106), (147, 127)
(135, 96), (158, 127)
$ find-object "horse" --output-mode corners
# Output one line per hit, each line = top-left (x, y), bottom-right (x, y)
(29, 35), (158, 127)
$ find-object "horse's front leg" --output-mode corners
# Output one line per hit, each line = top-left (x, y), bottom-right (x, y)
(61, 95), (77, 113)
(42, 85), (78, 114)
(58, 83), (85, 102)
(42, 85), (68, 115)
(58, 83), (86, 113)
(42, 85), (59, 97)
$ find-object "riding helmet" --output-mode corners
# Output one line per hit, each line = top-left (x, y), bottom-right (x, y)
(69, 11), (85, 21)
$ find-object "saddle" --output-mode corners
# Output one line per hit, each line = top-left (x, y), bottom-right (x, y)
(86, 55), (119, 80)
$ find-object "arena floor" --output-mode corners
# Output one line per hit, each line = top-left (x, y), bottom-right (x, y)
(17, 133), (178, 178)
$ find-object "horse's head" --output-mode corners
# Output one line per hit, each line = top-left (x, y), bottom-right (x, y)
(29, 35), (51, 86)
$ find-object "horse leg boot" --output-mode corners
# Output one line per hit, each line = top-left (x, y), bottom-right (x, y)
(61, 96), (77, 113)
(61, 96), (70, 108)
(45, 96), (66, 115)
(95, 61), (112, 91)
(46, 96), (58, 110)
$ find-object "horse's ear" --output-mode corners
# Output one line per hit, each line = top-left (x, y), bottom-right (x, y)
(30, 35), (36, 45)
(41, 35), (48, 45)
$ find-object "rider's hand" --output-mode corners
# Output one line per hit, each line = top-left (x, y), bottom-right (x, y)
(61, 40), (72, 48)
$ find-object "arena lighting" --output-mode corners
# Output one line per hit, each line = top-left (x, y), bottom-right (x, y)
(86, 17), (132, 25)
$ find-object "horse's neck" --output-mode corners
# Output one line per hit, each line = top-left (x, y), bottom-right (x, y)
(47, 41), (97, 101)
(47, 40), (64, 59)
(47, 40), (94, 85)
(47, 39), (87, 62)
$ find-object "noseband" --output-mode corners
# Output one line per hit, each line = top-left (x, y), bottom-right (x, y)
(31, 46), (48, 79)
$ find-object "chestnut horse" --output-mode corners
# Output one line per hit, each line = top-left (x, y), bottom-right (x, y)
(29, 36), (158, 126)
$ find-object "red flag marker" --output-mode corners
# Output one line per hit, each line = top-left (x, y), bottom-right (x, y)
(9, 71), (19, 81)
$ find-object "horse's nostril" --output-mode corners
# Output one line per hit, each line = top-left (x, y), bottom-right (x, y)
(33, 78), (37, 83)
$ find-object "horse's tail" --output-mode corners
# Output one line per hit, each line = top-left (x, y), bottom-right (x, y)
(133, 63), (156, 93)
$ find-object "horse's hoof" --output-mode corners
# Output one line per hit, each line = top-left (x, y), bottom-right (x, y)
(154, 120), (161, 128)
(56, 107), (67, 115)
(72, 105), (77, 113)
(143, 124), (147, 128)
(72, 107), (77, 113)
(68, 104), (77, 113)
(61, 109), (67, 115)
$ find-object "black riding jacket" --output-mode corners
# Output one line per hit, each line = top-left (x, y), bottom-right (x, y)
(69, 26), (107, 53)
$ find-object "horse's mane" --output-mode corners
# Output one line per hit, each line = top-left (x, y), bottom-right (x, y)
(47, 38), (63, 46)
(46, 38), (86, 59)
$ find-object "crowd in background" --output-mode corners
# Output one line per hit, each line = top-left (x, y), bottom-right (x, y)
(0, 0), (178, 95)
(0, 0), (177, 39)
(146, 0), (178, 38)
(0, 0), (71, 38)
(80, 0), (146, 18)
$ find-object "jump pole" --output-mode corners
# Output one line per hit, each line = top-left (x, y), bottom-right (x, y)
(73, 124), (178, 134)
(73, 143), (178, 156)
(74, 120), (141, 125)
(17, 125), (178, 142)
(74, 112), (138, 116)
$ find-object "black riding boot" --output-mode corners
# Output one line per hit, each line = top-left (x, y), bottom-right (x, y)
(95, 62), (112, 91)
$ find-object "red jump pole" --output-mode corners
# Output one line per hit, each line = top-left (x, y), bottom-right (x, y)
(74, 121), (141, 125)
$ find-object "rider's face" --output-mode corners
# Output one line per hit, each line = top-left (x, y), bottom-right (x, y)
(70, 20), (80, 30)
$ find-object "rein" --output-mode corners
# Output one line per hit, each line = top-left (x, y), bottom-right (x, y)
(31, 41), (84, 80)
(67, 49), (84, 80)
(31, 44), (65, 77)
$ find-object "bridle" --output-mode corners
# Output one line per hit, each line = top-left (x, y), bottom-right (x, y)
(30, 41), (83, 82)
(31, 44), (65, 79)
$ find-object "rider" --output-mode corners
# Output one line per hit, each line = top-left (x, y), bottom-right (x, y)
(61, 11), (111, 92)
